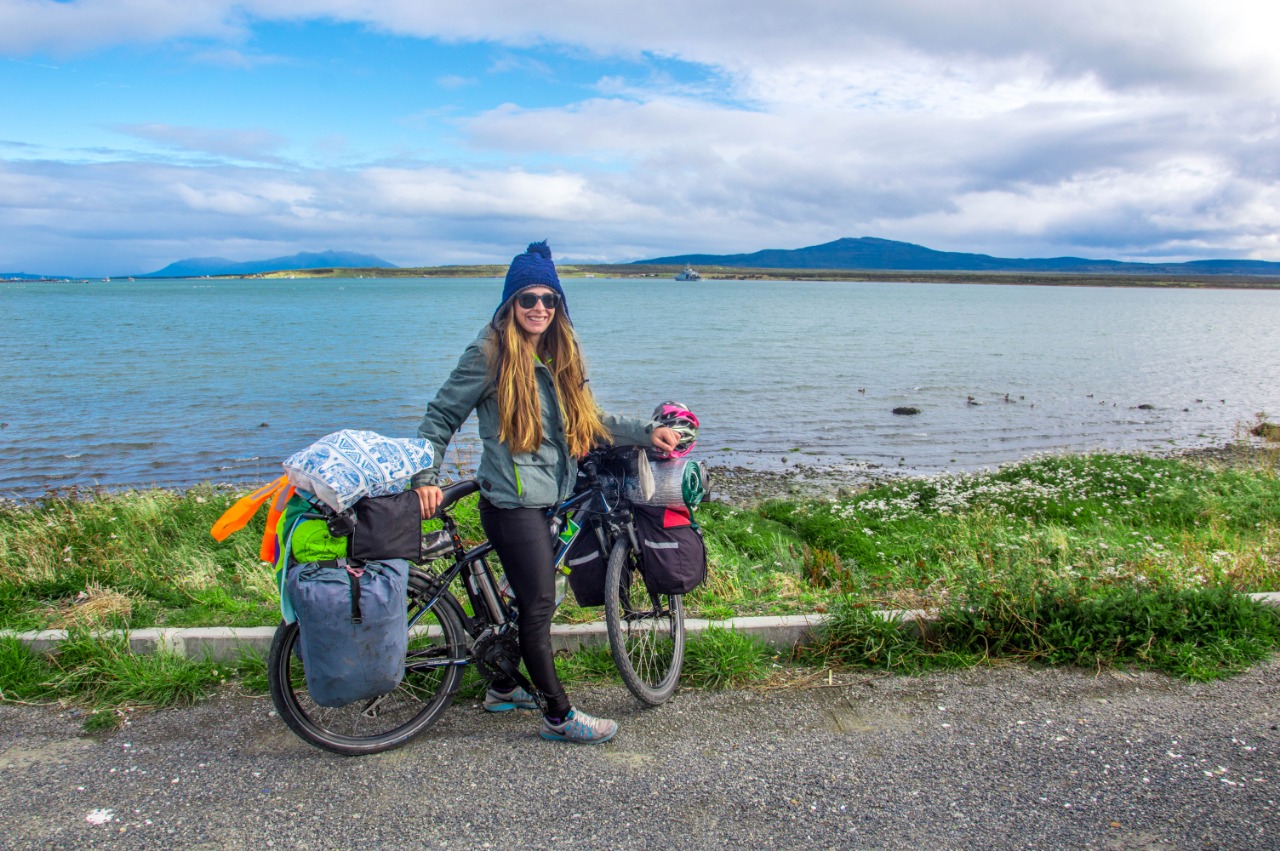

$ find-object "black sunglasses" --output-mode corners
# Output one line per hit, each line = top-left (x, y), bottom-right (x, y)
(515, 292), (560, 310)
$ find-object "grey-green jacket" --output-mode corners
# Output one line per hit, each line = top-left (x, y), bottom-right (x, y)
(410, 327), (655, 508)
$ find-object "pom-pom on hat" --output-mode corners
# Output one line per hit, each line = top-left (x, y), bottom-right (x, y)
(493, 240), (570, 326)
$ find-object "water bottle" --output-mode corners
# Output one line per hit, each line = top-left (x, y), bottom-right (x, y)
(496, 574), (515, 602)
(554, 572), (568, 607)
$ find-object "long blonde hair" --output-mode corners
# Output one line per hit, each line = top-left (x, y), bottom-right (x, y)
(488, 309), (610, 457)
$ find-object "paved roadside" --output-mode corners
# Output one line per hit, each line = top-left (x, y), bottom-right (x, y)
(3, 659), (1279, 850)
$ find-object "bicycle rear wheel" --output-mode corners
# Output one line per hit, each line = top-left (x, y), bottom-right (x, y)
(604, 536), (684, 705)
(268, 568), (466, 755)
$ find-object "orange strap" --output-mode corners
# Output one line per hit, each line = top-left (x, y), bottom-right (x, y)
(259, 482), (297, 562)
(210, 475), (288, 542)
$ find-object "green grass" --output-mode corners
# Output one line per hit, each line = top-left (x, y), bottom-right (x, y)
(805, 586), (1280, 682)
(745, 451), (1280, 607)
(680, 626), (777, 689)
(0, 483), (486, 630)
(933, 583), (1280, 680)
(0, 632), (267, 730)
(553, 627), (777, 691)
(7, 454), (1273, 631)
(2, 449), (1278, 718)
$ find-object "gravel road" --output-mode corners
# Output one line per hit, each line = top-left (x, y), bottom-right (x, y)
(3, 658), (1279, 850)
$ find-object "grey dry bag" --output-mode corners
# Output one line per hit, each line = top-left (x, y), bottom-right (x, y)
(286, 557), (409, 708)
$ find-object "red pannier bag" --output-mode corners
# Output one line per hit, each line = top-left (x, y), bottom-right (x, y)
(632, 505), (707, 596)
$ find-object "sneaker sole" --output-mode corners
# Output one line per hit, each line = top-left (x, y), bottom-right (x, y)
(484, 701), (538, 713)
(539, 727), (618, 745)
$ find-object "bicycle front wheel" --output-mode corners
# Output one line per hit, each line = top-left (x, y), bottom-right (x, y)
(604, 536), (684, 706)
(268, 568), (466, 756)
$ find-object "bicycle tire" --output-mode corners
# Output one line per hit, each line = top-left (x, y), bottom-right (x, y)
(604, 536), (685, 706)
(267, 568), (466, 756)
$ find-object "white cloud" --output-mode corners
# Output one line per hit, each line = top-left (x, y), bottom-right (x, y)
(362, 166), (617, 220)
(2, 1), (1279, 272)
(113, 124), (289, 163)
(436, 74), (475, 89)
(487, 53), (554, 79)
(7, 1), (1280, 95)
(170, 177), (315, 216)
(188, 48), (290, 69)
(0, 0), (242, 56)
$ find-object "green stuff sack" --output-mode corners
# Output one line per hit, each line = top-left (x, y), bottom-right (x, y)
(291, 519), (348, 562)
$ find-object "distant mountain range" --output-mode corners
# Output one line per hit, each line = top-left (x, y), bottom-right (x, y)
(142, 250), (396, 278)
(635, 237), (1280, 276)
(9, 238), (1279, 281)
(0, 271), (69, 281)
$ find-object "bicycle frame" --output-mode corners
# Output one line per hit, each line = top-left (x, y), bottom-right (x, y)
(413, 488), (614, 632)
(407, 450), (641, 673)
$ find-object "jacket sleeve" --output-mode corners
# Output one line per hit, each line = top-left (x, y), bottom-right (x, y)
(410, 336), (491, 488)
(600, 411), (657, 447)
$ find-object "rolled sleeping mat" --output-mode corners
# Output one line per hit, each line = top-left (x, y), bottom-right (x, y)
(625, 458), (708, 509)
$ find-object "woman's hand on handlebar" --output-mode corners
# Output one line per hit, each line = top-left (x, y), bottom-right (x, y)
(414, 485), (444, 519)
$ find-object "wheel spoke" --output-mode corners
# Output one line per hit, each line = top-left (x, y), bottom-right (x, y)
(605, 537), (685, 705)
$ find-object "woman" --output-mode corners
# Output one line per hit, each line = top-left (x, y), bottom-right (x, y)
(411, 241), (679, 745)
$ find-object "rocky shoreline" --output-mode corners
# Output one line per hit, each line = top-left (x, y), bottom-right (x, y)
(705, 462), (885, 504)
(706, 441), (1275, 505)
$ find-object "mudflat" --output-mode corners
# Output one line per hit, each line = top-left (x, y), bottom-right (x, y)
(2, 658), (1278, 849)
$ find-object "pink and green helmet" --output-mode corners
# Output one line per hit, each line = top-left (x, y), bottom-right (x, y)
(653, 402), (699, 458)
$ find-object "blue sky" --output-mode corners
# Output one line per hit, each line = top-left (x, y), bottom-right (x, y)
(2, 1), (1278, 276)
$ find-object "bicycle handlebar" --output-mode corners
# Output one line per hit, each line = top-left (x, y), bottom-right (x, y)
(431, 479), (480, 519)
(429, 445), (637, 519)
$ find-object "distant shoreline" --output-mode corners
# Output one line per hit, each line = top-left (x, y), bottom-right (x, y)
(4, 441), (1269, 507)
(10, 266), (1280, 289)
(254, 265), (1280, 289)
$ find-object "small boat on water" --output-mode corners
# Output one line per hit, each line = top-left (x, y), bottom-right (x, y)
(674, 264), (701, 281)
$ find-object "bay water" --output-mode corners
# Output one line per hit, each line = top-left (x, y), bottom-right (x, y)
(3, 276), (1278, 498)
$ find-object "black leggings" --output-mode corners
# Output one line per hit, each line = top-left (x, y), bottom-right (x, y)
(478, 498), (571, 718)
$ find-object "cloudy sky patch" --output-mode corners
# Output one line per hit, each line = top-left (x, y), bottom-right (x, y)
(1, 0), (1277, 275)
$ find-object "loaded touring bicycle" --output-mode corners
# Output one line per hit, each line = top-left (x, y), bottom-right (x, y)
(264, 445), (706, 755)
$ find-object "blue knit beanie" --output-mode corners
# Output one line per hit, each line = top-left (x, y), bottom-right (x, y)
(492, 240), (570, 326)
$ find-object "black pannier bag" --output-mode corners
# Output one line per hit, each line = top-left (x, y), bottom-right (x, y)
(347, 491), (423, 562)
(565, 525), (609, 607)
(632, 504), (707, 596)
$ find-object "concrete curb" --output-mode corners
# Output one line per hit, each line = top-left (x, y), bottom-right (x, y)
(8, 617), (844, 663)
(7, 594), (1278, 662)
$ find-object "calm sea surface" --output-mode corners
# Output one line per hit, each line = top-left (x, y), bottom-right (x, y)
(3, 277), (1278, 497)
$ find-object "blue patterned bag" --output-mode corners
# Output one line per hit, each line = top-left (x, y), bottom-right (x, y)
(283, 430), (433, 512)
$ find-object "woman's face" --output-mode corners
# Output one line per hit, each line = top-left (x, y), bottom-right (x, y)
(512, 286), (557, 341)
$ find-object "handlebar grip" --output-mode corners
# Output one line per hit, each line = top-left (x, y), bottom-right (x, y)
(430, 479), (481, 519)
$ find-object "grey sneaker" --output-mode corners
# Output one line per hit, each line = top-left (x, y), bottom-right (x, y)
(539, 708), (618, 744)
(483, 685), (539, 713)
